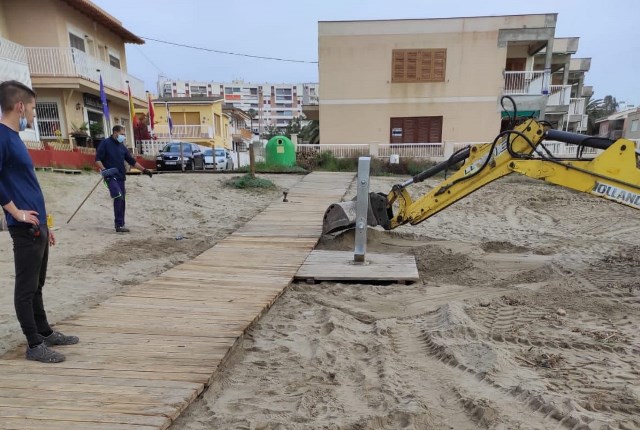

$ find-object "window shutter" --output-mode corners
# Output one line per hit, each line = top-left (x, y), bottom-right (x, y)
(432, 50), (446, 81)
(390, 116), (443, 144)
(392, 51), (407, 82)
(405, 51), (418, 81)
(392, 49), (446, 83)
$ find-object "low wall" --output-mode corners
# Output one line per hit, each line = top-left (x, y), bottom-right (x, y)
(28, 148), (156, 170)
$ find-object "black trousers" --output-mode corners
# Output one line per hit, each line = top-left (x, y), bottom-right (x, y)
(9, 224), (52, 347)
(113, 179), (126, 228)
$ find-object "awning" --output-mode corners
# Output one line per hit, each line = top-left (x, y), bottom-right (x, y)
(501, 110), (539, 118)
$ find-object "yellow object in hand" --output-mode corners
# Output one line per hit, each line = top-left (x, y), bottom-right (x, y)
(46, 214), (54, 229)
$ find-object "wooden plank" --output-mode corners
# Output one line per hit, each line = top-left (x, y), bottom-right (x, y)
(295, 250), (420, 283)
(0, 407), (170, 428)
(0, 418), (159, 430)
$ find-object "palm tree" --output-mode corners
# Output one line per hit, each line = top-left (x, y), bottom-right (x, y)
(300, 120), (319, 144)
(585, 95), (619, 135)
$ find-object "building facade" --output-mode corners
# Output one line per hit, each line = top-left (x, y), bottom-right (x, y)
(157, 78), (318, 135)
(317, 14), (591, 145)
(152, 97), (231, 149)
(0, 0), (146, 149)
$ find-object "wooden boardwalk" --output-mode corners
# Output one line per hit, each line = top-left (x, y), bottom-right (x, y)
(0, 172), (354, 430)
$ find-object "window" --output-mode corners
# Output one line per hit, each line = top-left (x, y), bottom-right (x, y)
(276, 88), (292, 96)
(392, 49), (447, 83)
(35, 102), (62, 139)
(390, 116), (443, 143)
(631, 119), (639, 132)
(190, 86), (207, 96)
(250, 88), (258, 95)
(224, 87), (233, 94)
(109, 54), (121, 69)
(214, 114), (221, 136)
(69, 33), (85, 52)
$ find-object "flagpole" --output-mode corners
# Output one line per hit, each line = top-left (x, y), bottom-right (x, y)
(97, 69), (111, 142)
(125, 80), (135, 154)
(166, 101), (183, 172)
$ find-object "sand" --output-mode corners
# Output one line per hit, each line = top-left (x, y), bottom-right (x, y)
(1, 171), (638, 429)
(171, 175), (640, 430)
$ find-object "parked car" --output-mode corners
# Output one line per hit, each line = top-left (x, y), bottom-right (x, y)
(203, 148), (234, 171)
(156, 142), (205, 171)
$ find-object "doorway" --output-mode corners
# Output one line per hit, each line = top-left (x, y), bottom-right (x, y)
(87, 110), (105, 147)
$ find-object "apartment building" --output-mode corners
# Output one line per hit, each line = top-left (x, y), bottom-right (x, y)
(157, 78), (318, 135)
(317, 14), (591, 145)
(0, 0), (146, 148)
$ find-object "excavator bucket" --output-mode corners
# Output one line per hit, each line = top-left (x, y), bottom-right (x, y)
(322, 193), (391, 234)
(323, 200), (359, 234)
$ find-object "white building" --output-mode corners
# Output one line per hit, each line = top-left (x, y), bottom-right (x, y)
(157, 78), (319, 135)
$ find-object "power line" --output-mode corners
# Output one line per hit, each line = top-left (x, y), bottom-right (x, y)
(134, 45), (164, 74)
(140, 36), (318, 64)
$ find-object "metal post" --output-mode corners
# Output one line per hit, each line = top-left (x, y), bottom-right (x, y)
(354, 156), (371, 263)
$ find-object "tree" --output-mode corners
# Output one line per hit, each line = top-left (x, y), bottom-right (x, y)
(585, 95), (619, 135)
(284, 116), (303, 138)
(260, 125), (280, 141)
(300, 120), (319, 144)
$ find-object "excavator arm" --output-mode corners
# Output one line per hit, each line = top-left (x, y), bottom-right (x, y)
(323, 119), (640, 234)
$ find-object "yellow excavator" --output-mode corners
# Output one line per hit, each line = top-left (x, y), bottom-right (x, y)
(323, 104), (640, 235)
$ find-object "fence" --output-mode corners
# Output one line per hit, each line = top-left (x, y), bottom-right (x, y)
(296, 139), (609, 162)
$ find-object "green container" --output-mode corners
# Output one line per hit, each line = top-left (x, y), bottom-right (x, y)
(265, 136), (296, 167)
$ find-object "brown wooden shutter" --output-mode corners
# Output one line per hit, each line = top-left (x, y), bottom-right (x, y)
(405, 51), (418, 81)
(428, 117), (443, 142)
(432, 50), (446, 81)
(390, 117), (403, 143)
(390, 116), (443, 143)
(392, 51), (406, 82)
(393, 49), (446, 83)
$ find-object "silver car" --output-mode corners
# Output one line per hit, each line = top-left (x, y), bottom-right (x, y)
(204, 148), (234, 170)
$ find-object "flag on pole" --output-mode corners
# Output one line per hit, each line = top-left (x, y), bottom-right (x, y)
(165, 102), (173, 136)
(147, 93), (155, 132)
(127, 84), (139, 129)
(99, 75), (110, 121)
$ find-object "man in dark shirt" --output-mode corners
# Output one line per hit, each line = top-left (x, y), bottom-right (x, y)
(95, 125), (152, 232)
(0, 80), (79, 363)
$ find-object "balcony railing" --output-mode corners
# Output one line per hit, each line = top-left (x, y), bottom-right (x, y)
(503, 71), (545, 95)
(25, 47), (145, 100)
(569, 97), (586, 115)
(153, 124), (213, 139)
(548, 85), (573, 105)
(0, 37), (27, 63)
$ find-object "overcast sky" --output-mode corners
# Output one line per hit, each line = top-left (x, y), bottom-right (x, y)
(94, 0), (640, 107)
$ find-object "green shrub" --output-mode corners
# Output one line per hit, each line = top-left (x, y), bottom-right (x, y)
(225, 174), (276, 189)
(237, 162), (307, 174)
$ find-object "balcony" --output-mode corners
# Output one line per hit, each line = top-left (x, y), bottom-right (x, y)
(153, 124), (213, 139)
(25, 47), (145, 101)
(0, 37), (31, 86)
(232, 128), (252, 141)
(548, 85), (572, 106)
(503, 71), (546, 95)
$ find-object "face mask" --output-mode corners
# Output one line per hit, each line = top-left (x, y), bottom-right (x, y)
(18, 103), (27, 131)
(116, 134), (125, 143)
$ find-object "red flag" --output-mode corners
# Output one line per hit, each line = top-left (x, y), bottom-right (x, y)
(128, 84), (139, 129)
(147, 93), (155, 131)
